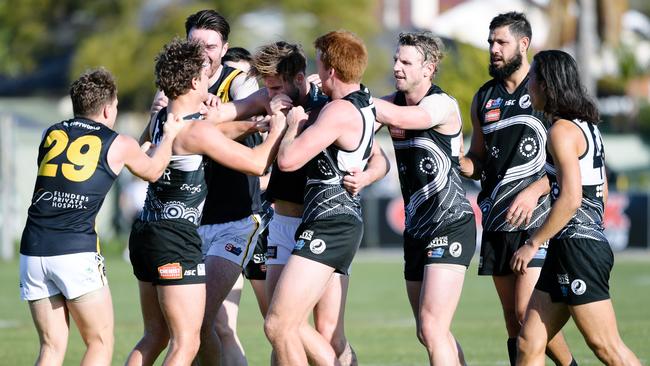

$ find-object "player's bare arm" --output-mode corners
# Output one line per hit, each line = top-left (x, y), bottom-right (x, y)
(374, 94), (458, 132)
(459, 93), (486, 179)
(108, 112), (184, 182)
(511, 119), (584, 274)
(277, 100), (360, 172)
(176, 112), (286, 176)
(505, 175), (550, 227)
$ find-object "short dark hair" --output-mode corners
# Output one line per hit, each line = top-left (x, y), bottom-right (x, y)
(185, 9), (230, 41)
(223, 47), (252, 64)
(490, 12), (532, 43)
(250, 41), (307, 82)
(69, 68), (117, 117)
(532, 50), (600, 123)
(155, 38), (206, 100)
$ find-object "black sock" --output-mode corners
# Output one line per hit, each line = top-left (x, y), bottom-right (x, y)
(507, 338), (517, 366)
(569, 358), (578, 366)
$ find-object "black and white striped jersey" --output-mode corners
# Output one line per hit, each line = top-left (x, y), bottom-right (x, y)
(140, 109), (207, 226)
(301, 86), (375, 224)
(389, 85), (474, 239)
(475, 76), (551, 232)
(546, 119), (607, 242)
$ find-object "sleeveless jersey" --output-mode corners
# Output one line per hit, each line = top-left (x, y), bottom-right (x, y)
(546, 119), (607, 241)
(20, 118), (118, 256)
(139, 109), (207, 226)
(201, 65), (261, 224)
(389, 85), (474, 239)
(475, 75), (551, 232)
(302, 86), (375, 224)
(266, 83), (329, 204)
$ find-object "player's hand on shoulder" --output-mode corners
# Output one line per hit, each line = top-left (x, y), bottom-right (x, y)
(163, 112), (184, 139)
(150, 91), (168, 114)
(306, 73), (321, 87)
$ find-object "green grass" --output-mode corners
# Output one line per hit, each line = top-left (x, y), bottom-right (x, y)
(1, 250), (649, 365)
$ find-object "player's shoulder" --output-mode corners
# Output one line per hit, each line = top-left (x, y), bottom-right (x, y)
(476, 78), (498, 97)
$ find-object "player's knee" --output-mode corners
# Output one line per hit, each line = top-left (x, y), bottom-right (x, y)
(584, 334), (622, 364)
(517, 332), (545, 358)
(417, 321), (446, 349)
(314, 318), (337, 342)
(264, 315), (283, 344)
(214, 320), (236, 339)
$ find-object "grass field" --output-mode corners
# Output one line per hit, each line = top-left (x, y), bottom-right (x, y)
(1, 250), (648, 365)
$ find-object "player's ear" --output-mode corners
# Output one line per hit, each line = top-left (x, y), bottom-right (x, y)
(294, 72), (305, 86)
(519, 36), (530, 54)
(102, 103), (111, 119)
(221, 42), (229, 59)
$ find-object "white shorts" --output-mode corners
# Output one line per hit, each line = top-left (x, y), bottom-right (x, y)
(19, 252), (107, 301)
(266, 214), (302, 266)
(198, 215), (262, 267)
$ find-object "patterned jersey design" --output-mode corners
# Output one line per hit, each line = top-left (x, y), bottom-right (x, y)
(302, 86), (375, 224)
(390, 85), (474, 239)
(475, 76), (551, 231)
(546, 119), (607, 241)
(140, 109), (207, 226)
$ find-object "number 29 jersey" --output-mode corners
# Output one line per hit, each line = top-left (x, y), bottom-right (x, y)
(21, 118), (118, 256)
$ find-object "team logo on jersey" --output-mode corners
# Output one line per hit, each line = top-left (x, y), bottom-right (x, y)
(427, 236), (448, 248)
(32, 188), (53, 205)
(427, 248), (445, 258)
(571, 279), (587, 295)
(485, 97), (502, 109)
(225, 243), (243, 256)
(266, 245), (278, 259)
(309, 239), (327, 254)
(449, 242), (462, 257)
(389, 127), (406, 139)
(299, 230), (314, 241)
(519, 94), (532, 109)
(518, 137), (539, 158)
(158, 263), (183, 280)
(252, 253), (267, 264)
(418, 157), (438, 175)
(485, 109), (500, 122)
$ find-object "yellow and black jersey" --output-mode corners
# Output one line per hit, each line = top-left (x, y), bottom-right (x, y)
(20, 117), (118, 256)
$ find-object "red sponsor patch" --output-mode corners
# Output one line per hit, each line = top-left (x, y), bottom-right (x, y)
(389, 127), (405, 139)
(158, 263), (183, 280)
(485, 109), (501, 122)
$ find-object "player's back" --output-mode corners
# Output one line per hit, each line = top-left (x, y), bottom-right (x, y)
(20, 117), (118, 256)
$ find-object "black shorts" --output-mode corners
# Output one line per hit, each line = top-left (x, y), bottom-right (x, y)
(478, 230), (547, 276)
(536, 238), (613, 306)
(243, 227), (267, 280)
(404, 215), (477, 281)
(129, 219), (205, 286)
(292, 216), (363, 275)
